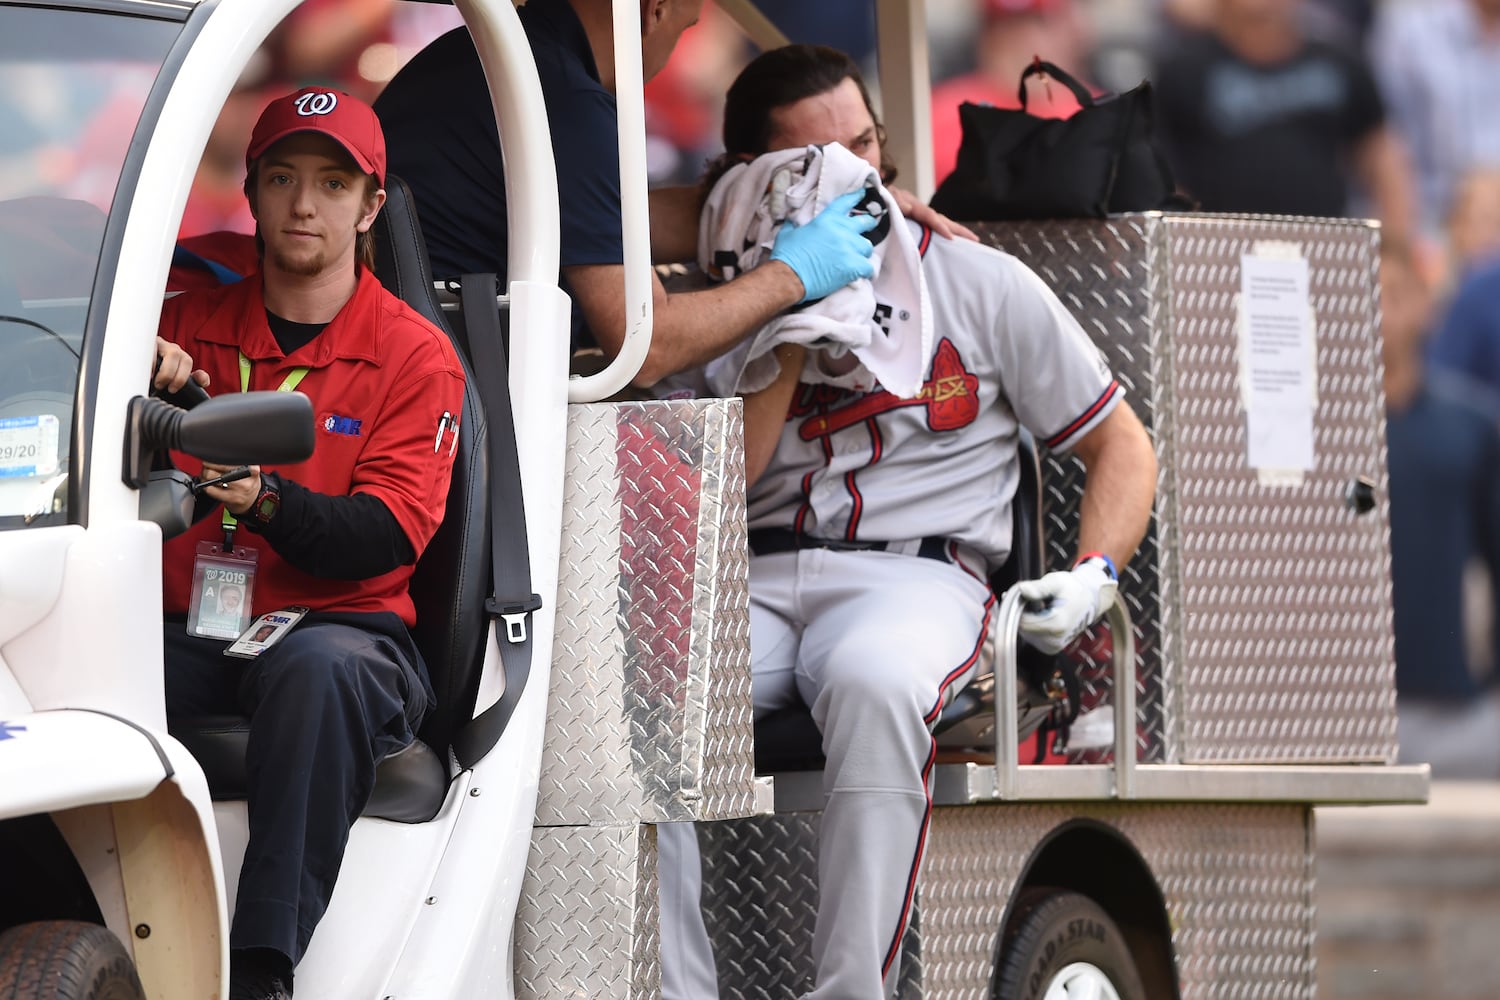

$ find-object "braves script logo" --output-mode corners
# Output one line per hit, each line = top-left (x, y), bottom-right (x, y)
(796, 338), (980, 440)
(295, 91), (338, 117)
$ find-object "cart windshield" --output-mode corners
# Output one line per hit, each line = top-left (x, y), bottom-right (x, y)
(0, 3), (179, 529)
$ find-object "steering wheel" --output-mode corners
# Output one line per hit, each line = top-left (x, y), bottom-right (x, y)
(154, 374), (210, 410)
(0, 314), (80, 399)
(149, 346), (210, 410)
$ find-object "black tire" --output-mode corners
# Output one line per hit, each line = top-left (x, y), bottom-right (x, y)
(0, 921), (146, 1000)
(994, 888), (1146, 1000)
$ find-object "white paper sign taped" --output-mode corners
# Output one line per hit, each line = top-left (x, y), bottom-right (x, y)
(1236, 242), (1318, 485)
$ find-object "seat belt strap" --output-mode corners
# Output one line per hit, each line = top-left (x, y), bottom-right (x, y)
(451, 272), (539, 769)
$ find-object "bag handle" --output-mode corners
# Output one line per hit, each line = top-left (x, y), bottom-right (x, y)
(1017, 58), (1096, 112)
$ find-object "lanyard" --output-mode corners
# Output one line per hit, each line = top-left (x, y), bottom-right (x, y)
(221, 351), (310, 536)
(239, 351), (310, 394)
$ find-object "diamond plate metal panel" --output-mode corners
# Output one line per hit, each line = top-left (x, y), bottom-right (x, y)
(922, 803), (1315, 1000)
(1163, 216), (1395, 763)
(516, 824), (660, 1000)
(700, 815), (818, 998)
(974, 218), (1170, 765)
(697, 815), (923, 999)
(974, 214), (1396, 765)
(539, 399), (757, 825)
(698, 805), (1314, 999)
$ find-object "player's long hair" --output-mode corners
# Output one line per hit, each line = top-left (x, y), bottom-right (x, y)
(704, 44), (898, 193)
(243, 163), (380, 272)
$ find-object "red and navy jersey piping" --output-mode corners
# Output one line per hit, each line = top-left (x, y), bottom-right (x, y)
(1045, 379), (1120, 450)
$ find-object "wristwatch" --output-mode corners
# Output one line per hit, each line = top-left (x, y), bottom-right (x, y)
(250, 480), (280, 524)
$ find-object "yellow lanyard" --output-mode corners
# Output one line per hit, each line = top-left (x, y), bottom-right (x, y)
(239, 351), (310, 394)
(221, 351), (310, 533)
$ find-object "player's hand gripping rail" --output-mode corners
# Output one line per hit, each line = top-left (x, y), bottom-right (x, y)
(993, 588), (1137, 800)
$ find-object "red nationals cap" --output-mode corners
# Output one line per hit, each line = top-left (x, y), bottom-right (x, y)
(246, 87), (386, 184)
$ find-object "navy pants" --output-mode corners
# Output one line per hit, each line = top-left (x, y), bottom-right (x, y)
(164, 613), (431, 966)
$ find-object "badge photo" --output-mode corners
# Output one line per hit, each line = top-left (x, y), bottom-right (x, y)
(225, 606), (311, 659)
(187, 541), (259, 639)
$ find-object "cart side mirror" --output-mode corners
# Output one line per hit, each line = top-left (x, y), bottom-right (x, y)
(140, 469), (196, 539)
(123, 391), (315, 488)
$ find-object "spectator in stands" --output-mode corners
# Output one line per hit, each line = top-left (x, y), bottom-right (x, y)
(1382, 246), (1500, 780)
(1370, 0), (1500, 249)
(1428, 248), (1500, 398)
(1152, 0), (1414, 250)
(1159, 0), (1373, 44)
(929, 0), (1095, 185)
(642, 3), (752, 184)
(1446, 169), (1500, 281)
(263, 0), (397, 101)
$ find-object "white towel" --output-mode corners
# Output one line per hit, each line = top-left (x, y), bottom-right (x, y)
(697, 143), (932, 399)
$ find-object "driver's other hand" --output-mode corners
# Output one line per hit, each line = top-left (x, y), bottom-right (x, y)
(199, 462), (261, 517)
(154, 336), (211, 393)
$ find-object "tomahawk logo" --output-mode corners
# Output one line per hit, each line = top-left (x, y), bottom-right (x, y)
(797, 337), (980, 439)
(294, 91), (338, 117)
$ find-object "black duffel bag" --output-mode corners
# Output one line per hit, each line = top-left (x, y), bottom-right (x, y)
(930, 59), (1186, 221)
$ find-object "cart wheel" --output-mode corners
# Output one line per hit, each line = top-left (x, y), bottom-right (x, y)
(0, 920), (146, 999)
(994, 889), (1146, 1000)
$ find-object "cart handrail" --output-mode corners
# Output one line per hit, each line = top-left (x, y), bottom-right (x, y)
(566, 0), (653, 402)
(994, 589), (1137, 799)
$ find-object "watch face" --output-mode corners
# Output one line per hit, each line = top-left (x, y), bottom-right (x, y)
(255, 490), (280, 522)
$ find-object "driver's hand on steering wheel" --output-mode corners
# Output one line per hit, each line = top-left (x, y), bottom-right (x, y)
(154, 336), (210, 394)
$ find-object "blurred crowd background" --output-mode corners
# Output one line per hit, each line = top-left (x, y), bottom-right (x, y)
(23, 0), (1500, 779)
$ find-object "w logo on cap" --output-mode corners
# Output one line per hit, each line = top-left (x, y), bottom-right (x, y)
(294, 91), (338, 117)
(248, 85), (387, 184)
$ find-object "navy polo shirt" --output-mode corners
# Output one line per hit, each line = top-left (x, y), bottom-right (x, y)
(1385, 371), (1500, 700)
(376, 0), (623, 342)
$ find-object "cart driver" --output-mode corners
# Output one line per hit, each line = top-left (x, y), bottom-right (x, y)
(657, 45), (1158, 1000)
(152, 87), (466, 1000)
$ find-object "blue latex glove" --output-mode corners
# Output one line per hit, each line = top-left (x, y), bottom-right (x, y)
(769, 189), (878, 304)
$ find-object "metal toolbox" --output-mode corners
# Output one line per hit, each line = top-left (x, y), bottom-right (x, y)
(976, 213), (1396, 765)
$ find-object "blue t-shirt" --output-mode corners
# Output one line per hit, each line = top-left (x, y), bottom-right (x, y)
(375, 0), (623, 342)
(1429, 259), (1500, 395)
(1385, 371), (1500, 700)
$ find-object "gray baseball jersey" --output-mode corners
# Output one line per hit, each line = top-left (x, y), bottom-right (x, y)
(659, 223), (1128, 1000)
(748, 220), (1123, 568)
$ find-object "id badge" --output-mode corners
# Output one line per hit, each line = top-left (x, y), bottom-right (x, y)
(225, 606), (310, 659)
(187, 540), (258, 639)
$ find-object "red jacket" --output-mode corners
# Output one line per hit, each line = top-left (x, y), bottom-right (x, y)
(159, 267), (466, 625)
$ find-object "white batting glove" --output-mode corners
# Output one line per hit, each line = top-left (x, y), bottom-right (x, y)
(1015, 556), (1119, 654)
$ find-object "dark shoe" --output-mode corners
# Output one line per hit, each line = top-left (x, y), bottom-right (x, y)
(228, 976), (290, 1000)
(229, 947), (293, 1000)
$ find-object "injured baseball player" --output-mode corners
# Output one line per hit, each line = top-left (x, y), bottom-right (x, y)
(657, 44), (1159, 1000)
